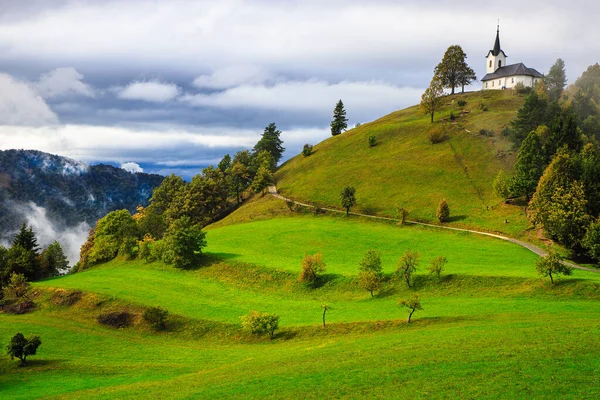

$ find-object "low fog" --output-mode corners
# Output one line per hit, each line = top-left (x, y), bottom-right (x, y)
(13, 202), (90, 268)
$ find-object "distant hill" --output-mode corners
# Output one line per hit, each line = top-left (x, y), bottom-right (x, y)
(275, 90), (528, 236)
(0, 149), (163, 241)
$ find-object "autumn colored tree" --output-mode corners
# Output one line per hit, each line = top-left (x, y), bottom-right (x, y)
(298, 253), (326, 287)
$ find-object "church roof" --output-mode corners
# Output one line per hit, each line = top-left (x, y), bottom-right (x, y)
(481, 63), (544, 81)
(492, 27), (502, 56)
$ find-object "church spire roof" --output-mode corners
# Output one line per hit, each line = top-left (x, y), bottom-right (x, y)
(492, 24), (501, 56)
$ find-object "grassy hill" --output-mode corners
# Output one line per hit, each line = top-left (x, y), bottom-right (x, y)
(2, 213), (600, 398)
(276, 90), (529, 236)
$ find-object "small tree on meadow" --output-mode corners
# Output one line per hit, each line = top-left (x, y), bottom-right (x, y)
(420, 76), (444, 123)
(535, 250), (572, 284)
(358, 250), (383, 296)
(321, 304), (330, 327)
(2, 273), (31, 303)
(299, 253), (326, 287)
(436, 199), (450, 222)
(395, 250), (420, 288)
(330, 100), (348, 136)
(6, 333), (41, 366)
(240, 311), (280, 340)
(340, 186), (356, 215)
(399, 294), (423, 323)
(493, 170), (512, 201)
(302, 144), (313, 157)
(428, 256), (447, 282)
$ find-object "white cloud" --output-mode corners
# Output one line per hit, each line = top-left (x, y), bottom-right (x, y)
(117, 80), (180, 103)
(193, 66), (273, 89)
(121, 161), (143, 173)
(0, 73), (59, 126)
(36, 67), (95, 99)
(182, 80), (423, 119)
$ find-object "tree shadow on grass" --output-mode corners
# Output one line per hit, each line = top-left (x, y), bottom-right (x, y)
(193, 252), (240, 269)
(15, 359), (64, 368)
(274, 329), (298, 341)
(314, 273), (345, 288)
(446, 215), (467, 222)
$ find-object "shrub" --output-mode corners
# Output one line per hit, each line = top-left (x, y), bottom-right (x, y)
(479, 129), (493, 136)
(428, 256), (447, 282)
(514, 82), (532, 94)
(143, 306), (169, 330)
(302, 144), (313, 157)
(368, 135), (377, 147)
(449, 112), (456, 121)
(97, 311), (132, 328)
(286, 200), (295, 211)
(428, 127), (446, 144)
(50, 290), (82, 306)
(240, 311), (279, 339)
(457, 99), (466, 107)
(395, 250), (420, 288)
(298, 253), (326, 287)
(436, 199), (450, 222)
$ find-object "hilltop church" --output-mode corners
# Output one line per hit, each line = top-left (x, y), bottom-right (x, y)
(481, 26), (543, 90)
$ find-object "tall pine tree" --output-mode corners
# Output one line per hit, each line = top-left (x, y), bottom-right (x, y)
(545, 58), (567, 102)
(330, 100), (348, 136)
(510, 130), (546, 200)
(253, 123), (285, 164)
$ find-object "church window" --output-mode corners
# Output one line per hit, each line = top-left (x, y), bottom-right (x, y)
(499, 80), (501, 85)
(489, 60), (492, 68)
(486, 82), (488, 88)
(512, 78), (514, 83)
(492, 81), (494, 87)
(498, 60), (502, 68)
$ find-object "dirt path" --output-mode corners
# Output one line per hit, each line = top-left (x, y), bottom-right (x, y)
(267, 186), (598, 273)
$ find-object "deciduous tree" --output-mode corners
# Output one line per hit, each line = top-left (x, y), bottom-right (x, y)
(298, 253), (326, 287)
(420, 76), (444, 123)
(436, 199), (450, 223)
(6, 333), (41, 365)
(340, 186), (356, 215)
(395, 250), (419, 288)
(240, 311), (280, 339)
(535, 250), (572, 284)
(399, 294), (422, 323)
(428, 256), (447, 282)
(434, 45), (472, 94)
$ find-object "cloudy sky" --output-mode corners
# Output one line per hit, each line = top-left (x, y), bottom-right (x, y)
(0, 0), (598, 178)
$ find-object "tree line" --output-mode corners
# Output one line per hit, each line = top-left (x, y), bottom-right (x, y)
(75, 123), (285, 272)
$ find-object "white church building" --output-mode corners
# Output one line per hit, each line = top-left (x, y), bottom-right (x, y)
(481, 27), (543, 90)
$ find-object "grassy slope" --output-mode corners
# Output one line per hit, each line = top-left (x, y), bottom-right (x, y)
(276, 90), (528, 236)
(2, 215), (600, 398)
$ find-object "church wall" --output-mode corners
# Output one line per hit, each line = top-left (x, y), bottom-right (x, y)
(482, 75), (542, 90)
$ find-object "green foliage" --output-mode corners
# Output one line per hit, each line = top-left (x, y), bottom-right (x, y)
(545, 58), (567, 102)
(420, 76), (444, 123)
(395, 250), (419, 288)
(298, 253), (326, 287)
(2, 272), (31, 302)
(253, 123), (285, 165)
(546, 113), (584, 156)
(240, 310), (279, 339)
(330, 100), (348, 136)
(39, 241), (69, 278)
(252, 164), (275, 194)
(368, 135), (377, 147)
(436, 199), (450, 223)
(583, 220), (600, 262)
(359, 250), (382, 274)
(510, 130), (546, 199)
(457, 99), (467, 107)
(357, 270), (383, 297)
(150, 174), (185, 215)
(217, 154), (231, 172)
(302, 144), (313, 157)
(340, 186), (356, 215)
(87, 210), (139, 266)
(162, 217), (207, 269)
(535, 250), (572, 284)
(395, 206), (409, 225)
(510, 91), (548, 145)
(398, 294), (423, 323)
(143, 306), (169, 331)
(137, 234), (155, 262)
(493, 170), (512, 200)
(6, 333), (41, 365)
(434, 45), (475, 94)
(230, 160), (251, 204)
(428, 256), (447, 282)
(12, 223), (40, 255)
(428, 127), (446, 144)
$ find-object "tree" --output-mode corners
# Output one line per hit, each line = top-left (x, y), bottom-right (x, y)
(420, 76), (444, 123)
(395, 250), (419, 288)
(580, 143), (600, 216)
(434, 45), (473, 94)
(340, 186), (356, 215)
(6, 333), (41, 366)
(88, 209), (140, 265)
(358, 270), (383, 297)
(321, 304), (330, 327)
(298, 253), (326, 287)
(39, 241), (68, 278)
(395, 206), (409, 225)
(535, 250), (572, 284)
(583, 220), (600, 262)
(162, 216), (207, 269)
(457, 65), (477, 94)
(545, 58), (567, 102)
(2, 273), (31, 302)
(12, 224), (39, 255)
(217, 153), (232, 172)
(330, 100), (348, 136)
(358, 250), (383, 297)
(253, 123), (285, 164)
(251, 164), (275, 195)
(229, 161), (250, 204)
(510, 130), (546, 200)
(143, 306), (169, 330)
(510, 91), (548, 145)
(493, 170), (512, 201)
(302, 144), (313, 157)
(150, 174), (185, 215)
(398, 294), (422, 323)
(240, 311), (279, 340)
(436, 199), (450, 222)
(546, 113), (583, 156)
(428, 256), (447, 282)
(136, 234), (155, 262)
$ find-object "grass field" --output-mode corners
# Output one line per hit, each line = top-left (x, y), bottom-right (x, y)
(276, 90), (529, 236)
(2, 215), (600, 398)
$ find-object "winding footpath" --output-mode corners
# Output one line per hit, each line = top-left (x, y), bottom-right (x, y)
(267, 186), (598, 273)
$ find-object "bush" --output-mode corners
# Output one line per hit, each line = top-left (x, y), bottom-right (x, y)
(302, 144), (313, 157)
(50, 290), (82, 306)
(286, 200), (295, 211)
(428, 127), (446, 144)
(97, 311), (132, 328)
(449, 112), (456, 121)
(143, 306), (169, 330)
(368, 135), (377, 147)
(479, 129), (493, 136)
(428, 256), (447, 282)
(298, 253), (326, 287)
(457, 99), (466, 107)
(240, 311), (279, 339)
(436, 199), (450, 222)
(514, 82), (532, 94)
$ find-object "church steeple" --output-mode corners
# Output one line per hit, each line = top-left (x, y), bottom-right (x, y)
(492, 25), (501, 56)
